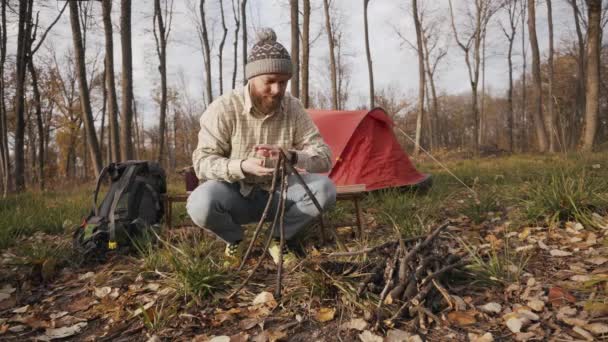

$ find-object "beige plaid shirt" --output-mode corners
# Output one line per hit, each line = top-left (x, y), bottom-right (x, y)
(192, 85), (332, 196)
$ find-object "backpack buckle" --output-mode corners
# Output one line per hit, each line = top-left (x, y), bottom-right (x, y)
(108, 241), (118, 249)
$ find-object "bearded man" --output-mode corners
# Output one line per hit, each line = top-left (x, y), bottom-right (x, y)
(187, 28), (336, 267)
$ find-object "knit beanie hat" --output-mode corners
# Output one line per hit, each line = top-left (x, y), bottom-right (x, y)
(245, 28), (293, 80)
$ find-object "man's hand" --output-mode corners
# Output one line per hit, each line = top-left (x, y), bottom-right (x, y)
(253, 144), (286, 159)
(240, 158), (274, 177)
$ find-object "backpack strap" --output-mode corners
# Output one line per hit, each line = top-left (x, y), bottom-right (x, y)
(108, 163), (141, 249)
(92, 164), (112, 216)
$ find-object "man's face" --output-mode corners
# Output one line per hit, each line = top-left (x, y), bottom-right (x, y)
(249, 73), (291, 113)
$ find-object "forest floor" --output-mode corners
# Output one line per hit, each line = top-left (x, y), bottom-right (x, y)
(0, 153), (607, 341)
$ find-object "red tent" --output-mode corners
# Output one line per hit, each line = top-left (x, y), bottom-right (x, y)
(308, 108), (430, 191)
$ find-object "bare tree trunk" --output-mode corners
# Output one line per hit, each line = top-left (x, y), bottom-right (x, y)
(290, 0), (300, 98)
(480, 29), (486, 147)
(154, 0), (170, 166)
(102, 0), (121, 162)
(100, 65), (107, 164)
(133, 99), (142, 158)
(323, 0), (338, 110)
(413, 0), (425, 156)
(231, 0), (240, 89)
(14, 0), (34, 192)
(521, 0), (527, 150)
(27, 61), (45, 189)
(69, 1), (102, 175)
(218, 0), (228, 95)
(200, 0), (213, 104)
(241, 0), (248, 85)
(120, 0), (134, 160)
(501, 0), (518, 152)
(527, 0), (548, 152)
(571, 0), (586, 142)
(580, 0), (601, 151)
(364, 0), (374, 108)
(301, 0), (310, 107)
(0, 0), (9, 196)
(547, 0), (556, 152)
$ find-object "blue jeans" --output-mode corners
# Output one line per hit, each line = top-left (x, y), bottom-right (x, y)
(186, 174), (337, 243)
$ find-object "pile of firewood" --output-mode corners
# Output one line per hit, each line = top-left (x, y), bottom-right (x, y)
(319, 222), (468, 330)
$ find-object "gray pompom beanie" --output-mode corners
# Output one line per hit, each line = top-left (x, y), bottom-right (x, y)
(245, 28), (293, 80)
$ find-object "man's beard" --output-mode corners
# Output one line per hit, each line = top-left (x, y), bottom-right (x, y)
(251, 90), (282, 114)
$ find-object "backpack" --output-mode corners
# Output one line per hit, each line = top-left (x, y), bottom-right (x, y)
(73, 160), (167, 260)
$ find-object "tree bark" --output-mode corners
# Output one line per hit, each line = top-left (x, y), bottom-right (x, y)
(364, 0), (375, 108)
(413, 0), (425, 156)
(580, 0), (601, 151)
(241, 0), (248, 85)
(231, 0), (240, 89)
(290, 0), (300, 98)
(200, 0), (213, 104)
(0, 0), (9, 196)
(500, 0), (518, 152)
(323, 0), (338, 110)
(102, 0), (121, 162)
(154, 0), (169, 166)
(527, 0), (548, 152)
(14, 0), (34, 192)
(120, 0), (134, 160)
(27, 60), (45, 189)
(520, 0), (527, 150)
(570, 0), (586, 143)
(218, 0), (228, 95)
(69, 1), (102, 176)
(546, 0), (556, 152)
(301, 0), (310, 107)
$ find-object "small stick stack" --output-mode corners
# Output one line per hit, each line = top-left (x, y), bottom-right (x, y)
(323, 221), (467, 330)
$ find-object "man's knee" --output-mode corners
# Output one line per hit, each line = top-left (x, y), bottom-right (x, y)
(310, 176), (337, 210)
(186, 181), (230, 227)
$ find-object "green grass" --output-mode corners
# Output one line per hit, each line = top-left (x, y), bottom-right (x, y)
(0, 187), (90, 249)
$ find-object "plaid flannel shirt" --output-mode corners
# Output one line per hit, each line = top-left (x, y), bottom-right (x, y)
(192, 85), (332, 196)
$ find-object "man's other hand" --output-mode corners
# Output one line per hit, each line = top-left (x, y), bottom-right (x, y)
(241, 158), (274, 177)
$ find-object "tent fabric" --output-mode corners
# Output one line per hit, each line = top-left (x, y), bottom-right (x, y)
(308, 108), (429, 191)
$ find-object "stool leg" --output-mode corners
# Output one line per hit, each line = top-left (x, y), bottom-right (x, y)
(354, 198), (363, 239)
(168, 199), (173, 229)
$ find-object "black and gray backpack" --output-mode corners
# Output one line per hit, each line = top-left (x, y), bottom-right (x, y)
(73, 160), (167, 260)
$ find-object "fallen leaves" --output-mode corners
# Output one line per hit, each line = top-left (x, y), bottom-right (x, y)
(548, 287), (576, 307)
(40, 322), (88, 340)
(478, 302), (502, 314)
(550, 249), (573, 257)
(341, 318), (368, 331)
(314, 307), (336, 323)
(447, 310), (477, 326)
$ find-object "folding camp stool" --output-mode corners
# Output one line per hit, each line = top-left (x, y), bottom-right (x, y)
(319, 184), (367, 242)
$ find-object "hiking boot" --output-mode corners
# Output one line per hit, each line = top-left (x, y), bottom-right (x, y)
(223, 241), (242, 268)
(268, 241), (297, 269)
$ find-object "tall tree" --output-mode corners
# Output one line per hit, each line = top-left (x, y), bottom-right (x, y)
(290, 0), (300, 98)
(231, 0), (240, 89)
(448, 0), (498, 152)
(199, 0), (212, 104)
(14, 0), (34, 191)
(499, 0), (519, 152)
(153, 0), (173, 165)
(527, 0), (548, 152)
(546, 0), (556, 151)
(520, 0), (527, 150)
(218, 0), (228, 95)
(102, 0), (121, 162)
(120, 0), (135, 160)
(363, 0), (374, 108)
(323, 0), (338, 109)
(69, 1), (102, 175)
(0, 0), (9, 195)
(413, 0), (425, 156)
(28, 2), (68, 189)
(301, 0), (311, 106)
(580, 0), (602, 151)
(241, 0), (247, 85)
(421, 17), (448, 151)
(570, 0), (586, 134)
